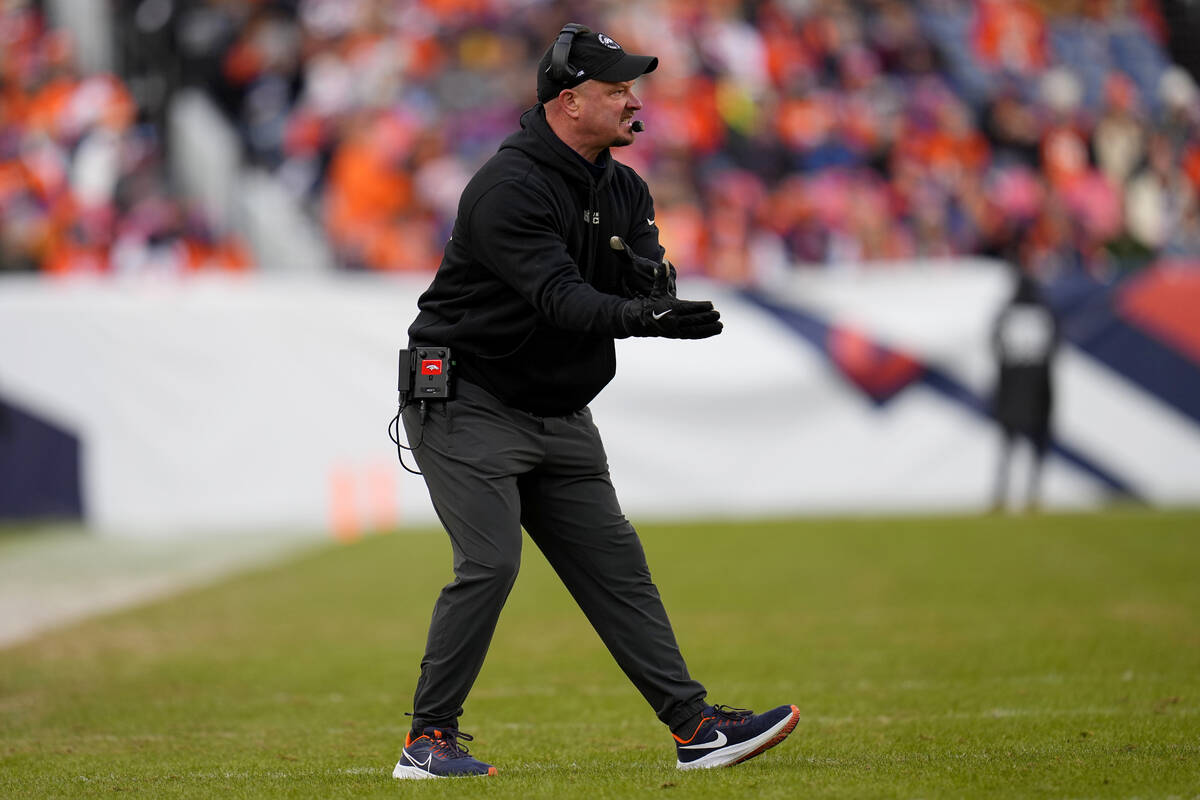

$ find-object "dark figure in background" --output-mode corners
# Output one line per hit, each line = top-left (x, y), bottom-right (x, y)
(991, 269), (1059, 511)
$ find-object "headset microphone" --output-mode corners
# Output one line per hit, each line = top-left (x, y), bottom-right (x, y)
(631, 120), (645, 133)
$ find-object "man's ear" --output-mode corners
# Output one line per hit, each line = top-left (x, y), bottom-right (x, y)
(559, 88), (582, 119)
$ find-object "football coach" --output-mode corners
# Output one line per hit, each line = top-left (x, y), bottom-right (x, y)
(391, 23), (800, 779)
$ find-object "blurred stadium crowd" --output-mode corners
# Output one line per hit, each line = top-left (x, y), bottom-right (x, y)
(3, 0), (1200, 283)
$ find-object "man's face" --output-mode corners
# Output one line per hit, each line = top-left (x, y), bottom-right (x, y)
(572, 78), (642, 150)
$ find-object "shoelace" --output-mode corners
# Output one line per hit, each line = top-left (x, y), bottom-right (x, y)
(710, 705), (754, 726)
(427, 728), (476, 759)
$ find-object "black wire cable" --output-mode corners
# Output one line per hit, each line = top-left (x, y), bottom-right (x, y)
(389, 399), (428, 476)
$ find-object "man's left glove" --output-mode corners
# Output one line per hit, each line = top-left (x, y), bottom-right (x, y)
(610, 236), (676, 298)
(622, 294), (723, 339)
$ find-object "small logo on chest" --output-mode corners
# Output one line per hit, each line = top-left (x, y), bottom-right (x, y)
(583, 209), (600, 225)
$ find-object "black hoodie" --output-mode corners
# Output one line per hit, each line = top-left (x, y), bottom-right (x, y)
(408, 104), (663, 416)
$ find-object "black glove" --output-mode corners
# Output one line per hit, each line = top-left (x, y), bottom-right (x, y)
(620, 256), (722, 339)
(610, 236), (676, 298)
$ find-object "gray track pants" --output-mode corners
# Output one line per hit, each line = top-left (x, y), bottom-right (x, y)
(402, 379), (708, 733)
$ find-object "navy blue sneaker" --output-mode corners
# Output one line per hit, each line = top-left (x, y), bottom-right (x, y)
(392, 727), (497, 779)
(674, 704), (800, 769)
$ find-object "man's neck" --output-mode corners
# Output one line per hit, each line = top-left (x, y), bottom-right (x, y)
(545, 111), (603, 163)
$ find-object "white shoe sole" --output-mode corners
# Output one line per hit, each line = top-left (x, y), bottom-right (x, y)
(676, 705), (800, 770)
(393, 762), (439, 780)
(392, 758), (497, 779)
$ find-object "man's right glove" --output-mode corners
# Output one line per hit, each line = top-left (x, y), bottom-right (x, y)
(620, 258), (723, 340)
(610, 235), (677, 298)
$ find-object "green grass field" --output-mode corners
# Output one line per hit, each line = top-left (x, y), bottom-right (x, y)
(2, 510), (1198, 799)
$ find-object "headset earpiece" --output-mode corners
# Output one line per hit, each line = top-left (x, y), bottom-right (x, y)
(548, 23), (590, 84)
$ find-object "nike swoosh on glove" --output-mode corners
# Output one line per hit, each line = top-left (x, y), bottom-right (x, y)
(610, 235), (676, 298)
(620, 254), (722, 340)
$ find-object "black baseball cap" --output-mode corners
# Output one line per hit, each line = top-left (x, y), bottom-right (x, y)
(536, 26), (658, 103)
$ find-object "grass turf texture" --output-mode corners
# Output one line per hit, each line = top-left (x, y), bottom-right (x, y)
(1, 510), (1198, 799)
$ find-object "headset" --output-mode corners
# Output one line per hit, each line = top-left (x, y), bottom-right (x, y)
(547, 23), (591, 83)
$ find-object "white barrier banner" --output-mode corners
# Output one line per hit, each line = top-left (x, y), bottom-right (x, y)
(1, 264), (1197, 539)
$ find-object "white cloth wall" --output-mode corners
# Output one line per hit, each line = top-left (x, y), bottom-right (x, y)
(1, 263), (1196, 539)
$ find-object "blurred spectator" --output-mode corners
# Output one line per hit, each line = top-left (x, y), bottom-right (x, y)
(972, 0), (1050, 78)
(1125, 130), (1199, 255)
(1093, 72), (1147, 186)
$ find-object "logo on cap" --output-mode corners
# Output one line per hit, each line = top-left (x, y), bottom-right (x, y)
(597, 33), (621, 50)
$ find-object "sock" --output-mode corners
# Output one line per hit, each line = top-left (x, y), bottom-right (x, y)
(671, 711), (705, 740)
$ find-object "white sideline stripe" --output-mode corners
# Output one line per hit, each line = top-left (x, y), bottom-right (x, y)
(0, 527), (323, 648)
(77, 768), (392, 782)
(809, 705), (1198, 725)
(480, 702), (1196, 733)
